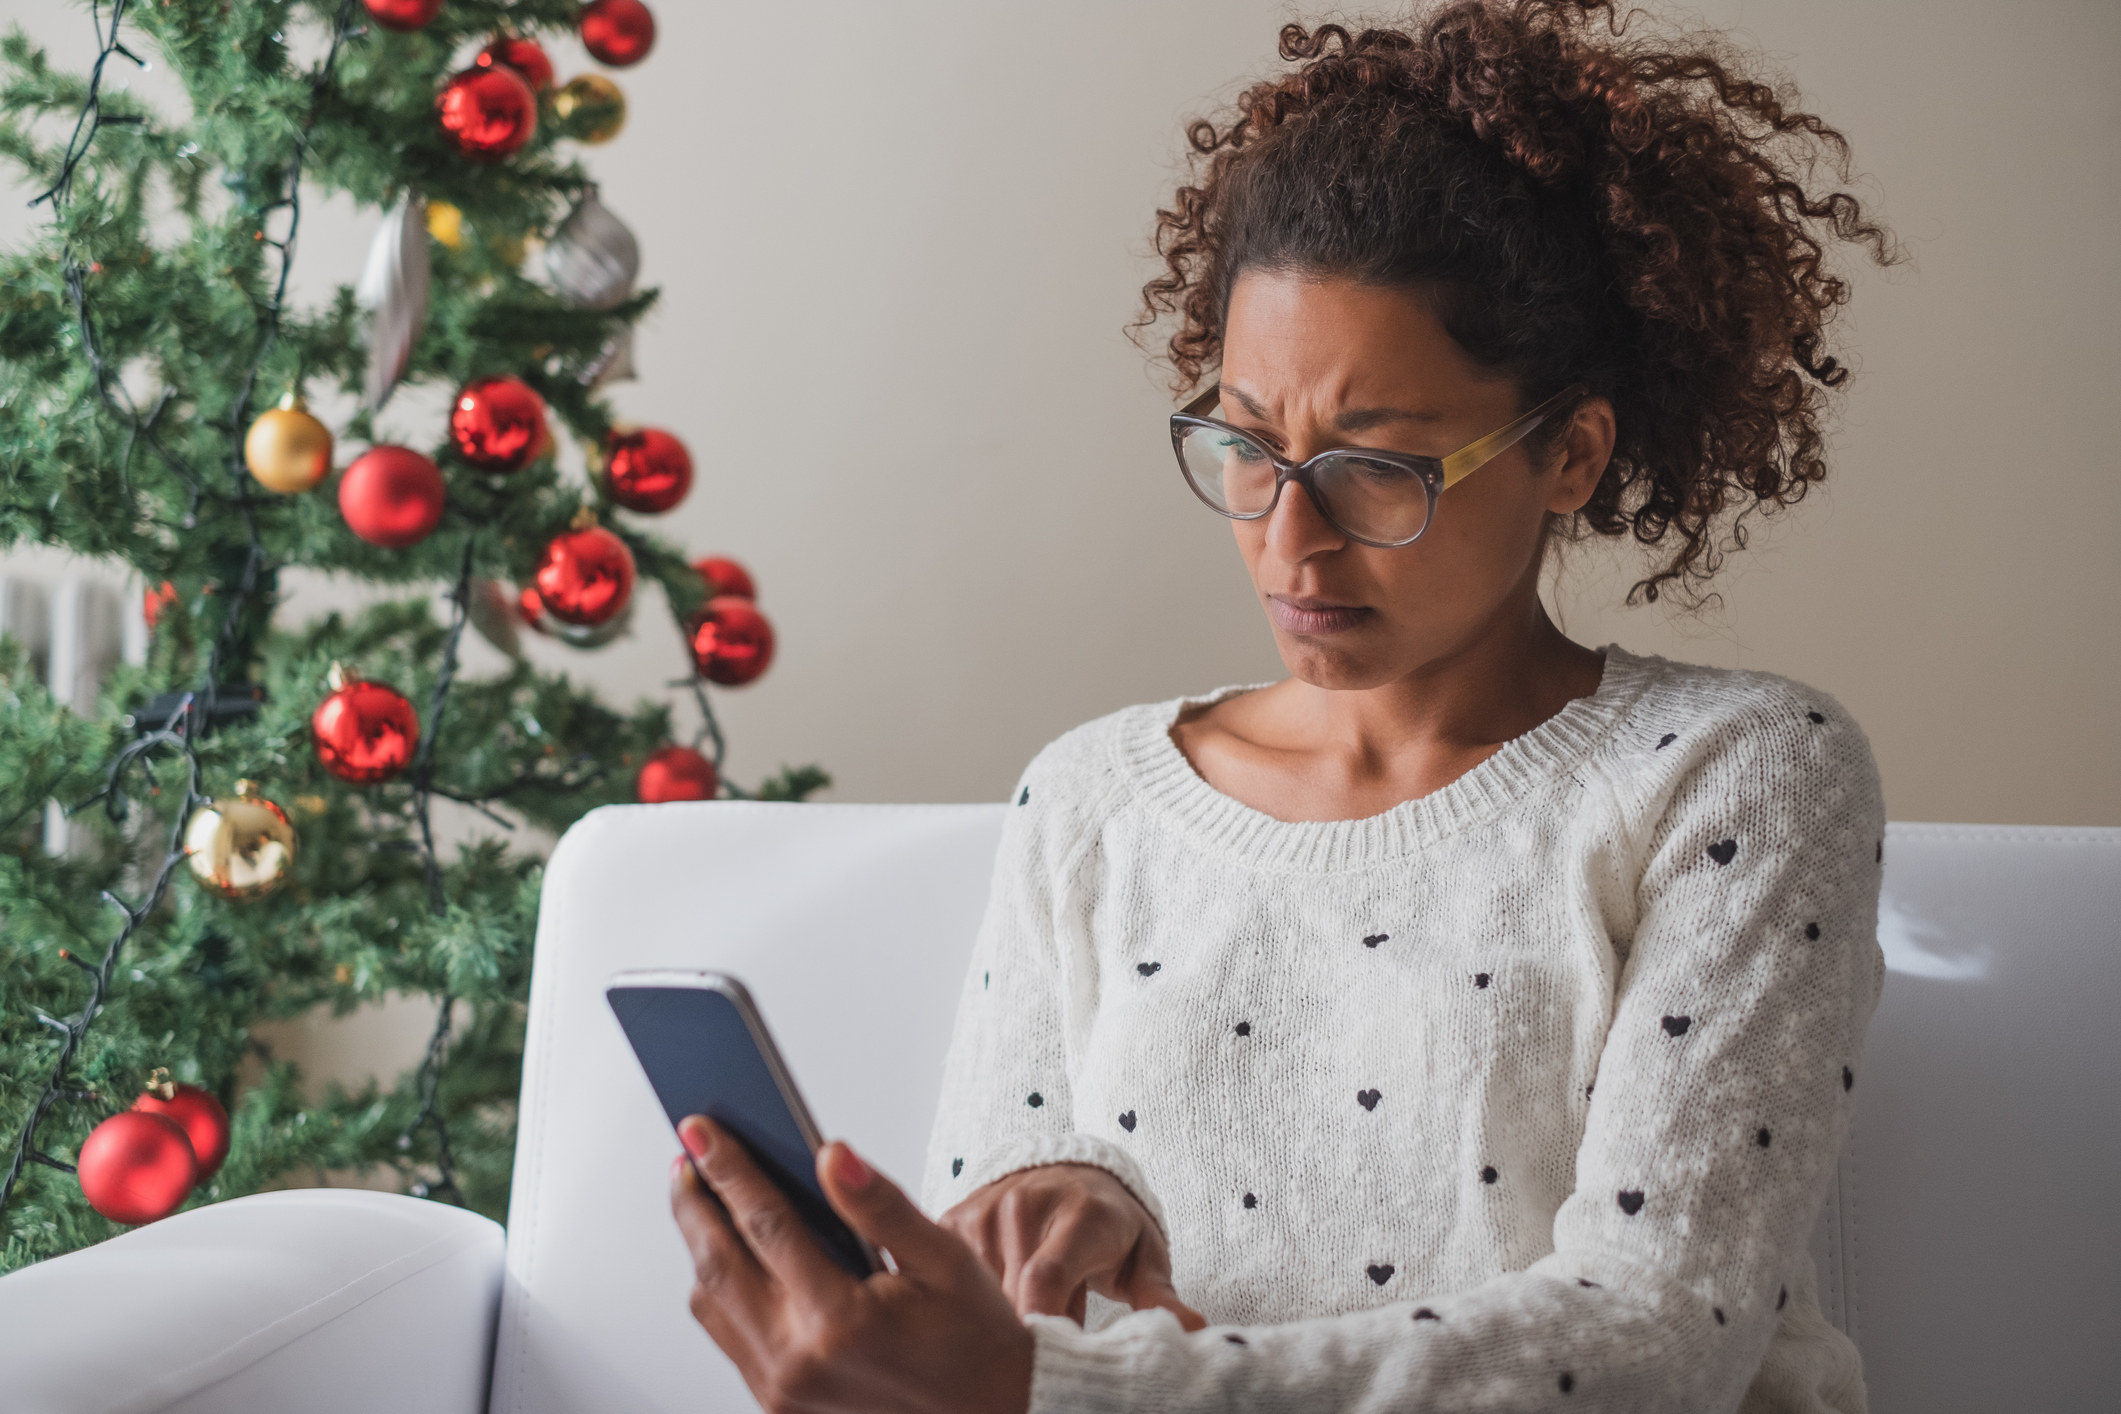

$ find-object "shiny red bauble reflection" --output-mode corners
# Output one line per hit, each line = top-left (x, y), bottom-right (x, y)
(476, 35), (555, 91)
(635, 744), (719, 803)
(691, 555), (755, 601)
(604, 427), (692, 513)
(362, 0), (442, 32)
(580, 0), (656, 66)
(339, 445), (446, 548)
(312, 679), (421, 784)
(449, 376), (547, 472)
(688, 595), (774, 686)
(134, 1084), (231, 1181)
(436, 65), (538, 160)
(77, 1111), (198, 1225)
(533, 525), (636, 626)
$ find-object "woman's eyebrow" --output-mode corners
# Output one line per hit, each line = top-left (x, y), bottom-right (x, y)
(1219, 383), (1446, 432)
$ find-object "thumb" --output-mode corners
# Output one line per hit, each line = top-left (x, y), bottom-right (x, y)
(816, 1140), (964, 1279)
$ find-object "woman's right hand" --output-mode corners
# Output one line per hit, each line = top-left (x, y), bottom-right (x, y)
(938, 1163), (1206, 1330)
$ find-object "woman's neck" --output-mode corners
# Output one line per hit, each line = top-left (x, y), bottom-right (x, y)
(1171, 603), (1605, 824)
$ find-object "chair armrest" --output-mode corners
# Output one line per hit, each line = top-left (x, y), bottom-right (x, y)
(0, 1188), (503, 1414)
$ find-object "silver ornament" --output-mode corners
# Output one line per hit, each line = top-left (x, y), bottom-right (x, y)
(466, 578), (526, 659)
(544, 185), (639, 311)
(579, 329), (636, 388)
(358, 194), (432, 411)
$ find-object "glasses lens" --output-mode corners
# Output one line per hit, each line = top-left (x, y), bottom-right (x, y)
(1178, 423), (1278, 516)
(1312, 454), (1433, 544)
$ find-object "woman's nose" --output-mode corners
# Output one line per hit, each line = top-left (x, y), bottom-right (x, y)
(1262, 473), (1346, 562)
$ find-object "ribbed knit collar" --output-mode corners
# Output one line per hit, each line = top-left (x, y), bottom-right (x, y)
(1115, 644), (1659, 871)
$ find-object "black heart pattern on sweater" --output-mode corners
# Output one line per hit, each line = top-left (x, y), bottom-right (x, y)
(1367, 1264), (1395, 1285)
(1657, 733), (1677, 749)
(1757, 1128), (1772, 1148)
(1119, 1110), (1137, 1131)
(1577, 1278), (1600, 1288)
(1017, 786), (1029, 805)
(1843, 1066), (1854, 1092)
(951, 1157), (963, 1177)
(1618, 1189), (1645, 1215)
(1474, 973), (1491, 989)
(1026, 1092), (1044, 1108)
(1708, 839), (1738, 866)
(1234, 1021), (1251, 1036)
(1137, 961), (1161, 977)
(1363, 933), (1389, 949)
(1662, 1015), (1692, 1037)
(1243, 1192), (1257, 1209)
(1224, 1333), (1247, 1345)
(1778, 1286), (1788, 1310)
(1357, 1089), (1382, 1111)
(1412, 1307), (1440, 1321)
(1807, 711), (1826, 724)
(1480, 1165), (1498, 1184)
(1560, 1373), (1576, 1393)
(1805, 922), (1820, 940)
(1714, 1307), (1726, 1325)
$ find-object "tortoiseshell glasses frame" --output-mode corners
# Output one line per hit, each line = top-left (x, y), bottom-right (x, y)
(1168, 380), (1590, 548)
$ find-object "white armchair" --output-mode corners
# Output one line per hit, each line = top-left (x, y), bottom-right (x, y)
(4, 806), (2116, 1414)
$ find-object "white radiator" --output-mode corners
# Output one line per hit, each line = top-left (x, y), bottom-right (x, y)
(0, 568), (148, 854)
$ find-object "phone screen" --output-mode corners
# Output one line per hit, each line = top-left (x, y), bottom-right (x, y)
(607, 980), (879, 1277)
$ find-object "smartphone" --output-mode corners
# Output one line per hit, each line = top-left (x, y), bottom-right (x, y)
(606, 969), (884, 1278)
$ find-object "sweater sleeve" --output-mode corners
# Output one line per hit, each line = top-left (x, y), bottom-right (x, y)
(919, 749), (1168, 1235)
(1017, 694), (1886, 1414)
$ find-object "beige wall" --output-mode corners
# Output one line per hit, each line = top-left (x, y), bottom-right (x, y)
(5, 0), (2115, 831)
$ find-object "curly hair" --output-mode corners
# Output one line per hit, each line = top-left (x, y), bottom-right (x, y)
(1135, 0), (1904, 603)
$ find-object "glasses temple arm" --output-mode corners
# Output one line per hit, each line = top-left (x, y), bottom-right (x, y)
(1439, 382), (1590, 489)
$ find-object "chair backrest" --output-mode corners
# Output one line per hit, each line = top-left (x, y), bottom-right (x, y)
(492, 806), (2121, 1414)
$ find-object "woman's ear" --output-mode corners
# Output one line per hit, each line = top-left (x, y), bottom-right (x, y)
(1543, 395), (1616, 516)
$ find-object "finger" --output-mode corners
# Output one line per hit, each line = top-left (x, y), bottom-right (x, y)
(994, 1185), (1052, 1310)
(1017, 1228), (1093, 1319)
(681, 1116), (850, 1305)
(816, 1139), (972, 1283)
(668, 1150), (770, 1333)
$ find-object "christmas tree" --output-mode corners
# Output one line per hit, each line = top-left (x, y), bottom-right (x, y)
(0, 0), (824, 1271)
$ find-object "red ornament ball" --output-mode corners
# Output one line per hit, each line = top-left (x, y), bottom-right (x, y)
(692, 555), (756, 601)
(605, 427), (692, 514)
(580, 0), (656, 67)
(339, 446), (445, 548)
(450, 376), (547, 472)
(143, 579), (180, 630)
(78, 1111), (197, 1225)
(689, 596), (775, 686)
(476, 35), (555, 92)
(312, 679), (420, 784)
(437, 65), (538, 160)
(134, 1084), (231, 1181)
(363, 0), (442, 32)
(636, 744), (718, 803)
(534, 525), (636, 626)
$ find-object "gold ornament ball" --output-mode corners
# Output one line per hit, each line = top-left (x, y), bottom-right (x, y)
(426, 200), (467, 250)
(184, 781), (297, 900)
(554, 74), (626, 145)
(244, 398), (334, 494)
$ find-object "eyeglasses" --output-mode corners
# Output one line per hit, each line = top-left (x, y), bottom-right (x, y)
(1169, 380), (1589, 548)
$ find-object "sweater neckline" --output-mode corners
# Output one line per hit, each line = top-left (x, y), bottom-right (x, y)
(1116, 644), (1658, 871)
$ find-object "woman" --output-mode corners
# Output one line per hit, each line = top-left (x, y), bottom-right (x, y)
(667, 3), (1902, 1410)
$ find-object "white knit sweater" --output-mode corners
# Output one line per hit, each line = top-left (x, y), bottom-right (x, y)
(919, 646), (1886, 1414)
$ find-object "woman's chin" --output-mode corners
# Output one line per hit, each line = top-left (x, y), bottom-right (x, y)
(1274, 634), (1401, 692)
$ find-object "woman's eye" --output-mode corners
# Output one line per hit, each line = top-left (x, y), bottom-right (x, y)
(1216, 436), (1271, 464)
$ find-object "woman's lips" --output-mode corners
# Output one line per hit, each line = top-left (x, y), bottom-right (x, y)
(1267, 594), (1371, 636)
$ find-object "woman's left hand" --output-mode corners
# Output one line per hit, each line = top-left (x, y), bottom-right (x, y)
(670, 1115), (1036, 1414)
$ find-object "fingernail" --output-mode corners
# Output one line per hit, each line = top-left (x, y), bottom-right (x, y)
(680, 1118), (711, 1159)
(832, 1142), (873, 1190)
